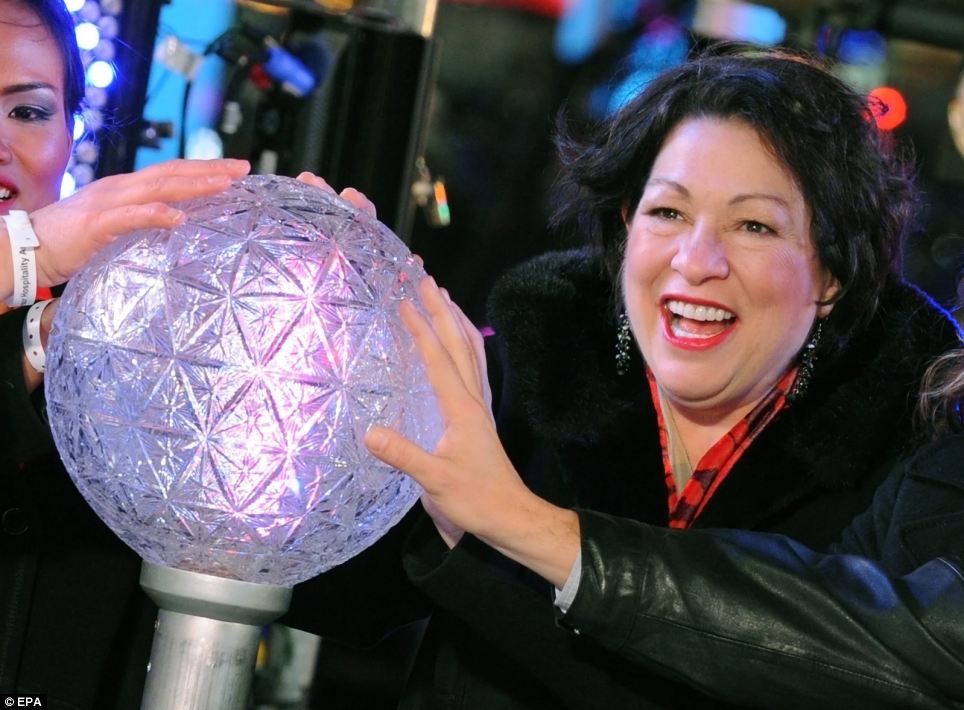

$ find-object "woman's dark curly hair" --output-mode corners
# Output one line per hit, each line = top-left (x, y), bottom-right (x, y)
(552, 43), (917, 362)
(7, 0), (86, 124)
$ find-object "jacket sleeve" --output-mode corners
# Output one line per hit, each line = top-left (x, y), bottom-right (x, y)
(561, 501), (964, 709)
(0, 308), (54, 469)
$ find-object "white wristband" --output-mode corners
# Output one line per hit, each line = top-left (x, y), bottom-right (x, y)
(22, 299), (53, 374)
(3, 210), (40, 307)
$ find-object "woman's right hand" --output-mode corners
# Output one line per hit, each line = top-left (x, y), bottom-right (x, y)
(31, 158), (250, 287)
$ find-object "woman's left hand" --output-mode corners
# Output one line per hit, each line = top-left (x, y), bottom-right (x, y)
(364, 277), (579, 588)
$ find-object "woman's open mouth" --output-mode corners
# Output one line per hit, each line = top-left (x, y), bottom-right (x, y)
(662, 299), (737, 350)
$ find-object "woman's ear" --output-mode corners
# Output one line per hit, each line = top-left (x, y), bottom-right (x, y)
(816, 275), (841, 319)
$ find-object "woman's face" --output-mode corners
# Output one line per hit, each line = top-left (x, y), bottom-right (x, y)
(622, 117), (838, 422)
(0, 2), (72, 215)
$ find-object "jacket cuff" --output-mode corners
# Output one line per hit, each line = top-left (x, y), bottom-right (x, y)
(556, 508), (656, 646)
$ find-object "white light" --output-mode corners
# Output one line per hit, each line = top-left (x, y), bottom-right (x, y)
(75, 22), (100, 51)
(60, 172), (77, 199)
(64, 0), (85, 12)
(186, 128), (225, 160)
(72, 115), (85, 140)
(100, 0), (124, 15)
(86, 61), (115, 89)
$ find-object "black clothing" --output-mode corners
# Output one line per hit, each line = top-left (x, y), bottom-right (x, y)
(287, 248), (962, 708)
(0, 308), (153, 710)
(567, 432), (964, 709)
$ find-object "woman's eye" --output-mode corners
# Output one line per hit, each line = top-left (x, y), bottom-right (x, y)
(648, 207), (682, 220)
(9, 106), (53, 122)
(742, 220), (775, 235)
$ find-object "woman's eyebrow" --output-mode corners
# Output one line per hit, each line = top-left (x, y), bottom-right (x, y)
(1, 81), (58, 97)
(729, 193), (791, 209)
(644, 178), (689, 196)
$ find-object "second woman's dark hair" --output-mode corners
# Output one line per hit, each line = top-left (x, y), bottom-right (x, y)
(13, 0), (86, 122)
(553, 44), (916, 360)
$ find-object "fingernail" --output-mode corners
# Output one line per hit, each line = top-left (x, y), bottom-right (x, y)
(440, 288), (452, 304)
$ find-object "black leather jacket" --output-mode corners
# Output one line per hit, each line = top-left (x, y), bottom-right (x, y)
(563, 433), (964, 708)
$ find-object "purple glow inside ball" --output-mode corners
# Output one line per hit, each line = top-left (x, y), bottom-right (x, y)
(45, 175), (442, 586)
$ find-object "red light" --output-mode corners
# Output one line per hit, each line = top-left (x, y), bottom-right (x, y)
(868, 87), (907, 131)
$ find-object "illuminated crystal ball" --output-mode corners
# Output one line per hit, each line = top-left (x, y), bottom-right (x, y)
(45, 175), (442, 586)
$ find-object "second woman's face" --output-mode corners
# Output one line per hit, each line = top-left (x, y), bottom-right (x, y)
(622, 117), (838, 422)
(0, 2), (72, 216)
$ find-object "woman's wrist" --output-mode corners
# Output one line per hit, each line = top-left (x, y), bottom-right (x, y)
(481, 493), (581, 589)
(23, 299), (55, 373)
(21, 298), (58, 393)
(2, 211), (40, 307)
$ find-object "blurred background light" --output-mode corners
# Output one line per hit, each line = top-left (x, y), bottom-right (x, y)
(693, 0), (786, 45)
(86, 60), (116, 88)
(77, 1), (100, 22)
(97, 15), (119, 38)
(60, 172), (77, 199)
(869, 86), (908, 131)
(74, 21), (100, 50)
(99, 0), (123, 15)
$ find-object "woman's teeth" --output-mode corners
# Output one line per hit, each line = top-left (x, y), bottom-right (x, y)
(0, 187), (12, 201)
(665, 299), (735, 322)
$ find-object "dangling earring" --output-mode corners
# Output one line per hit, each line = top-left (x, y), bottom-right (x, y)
(615, 311), (632, 376)
(788, 319), (824, 403)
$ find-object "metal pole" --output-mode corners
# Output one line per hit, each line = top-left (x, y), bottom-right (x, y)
(139, 561), (292, 710)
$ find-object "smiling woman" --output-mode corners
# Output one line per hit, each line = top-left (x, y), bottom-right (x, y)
(282, 44), (964, 709)
(0, 2), (73, 213)
(623, 117), (839, 464)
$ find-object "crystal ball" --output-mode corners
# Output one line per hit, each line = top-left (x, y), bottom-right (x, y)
(45, 175), (442, 586)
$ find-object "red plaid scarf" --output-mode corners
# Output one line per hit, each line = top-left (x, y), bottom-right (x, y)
(647, 367), (798, 529)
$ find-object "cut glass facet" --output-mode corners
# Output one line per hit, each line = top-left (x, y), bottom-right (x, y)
(46, 175), (442, 586)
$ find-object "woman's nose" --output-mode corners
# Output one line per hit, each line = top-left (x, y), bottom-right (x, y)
(669, 222), (729, 283)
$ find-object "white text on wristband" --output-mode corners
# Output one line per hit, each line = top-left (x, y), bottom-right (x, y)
(3, 210), (40, 308)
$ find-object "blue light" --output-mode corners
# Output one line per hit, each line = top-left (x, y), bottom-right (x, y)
(727, 3), (786, 45)
(64, 0), (85, 12)
(75, 22), (100, 51)
(818, 29), (888, 65)
(87, 61), (116, 89)
(694, 0), (786, 46)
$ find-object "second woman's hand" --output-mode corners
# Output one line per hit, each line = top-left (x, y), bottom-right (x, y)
(364, 277), (580, 589)
(295, 172), (377, 218)
(31, 158), (250, 287)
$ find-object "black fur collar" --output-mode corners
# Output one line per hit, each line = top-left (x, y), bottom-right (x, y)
(487, 248), (962, 530)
